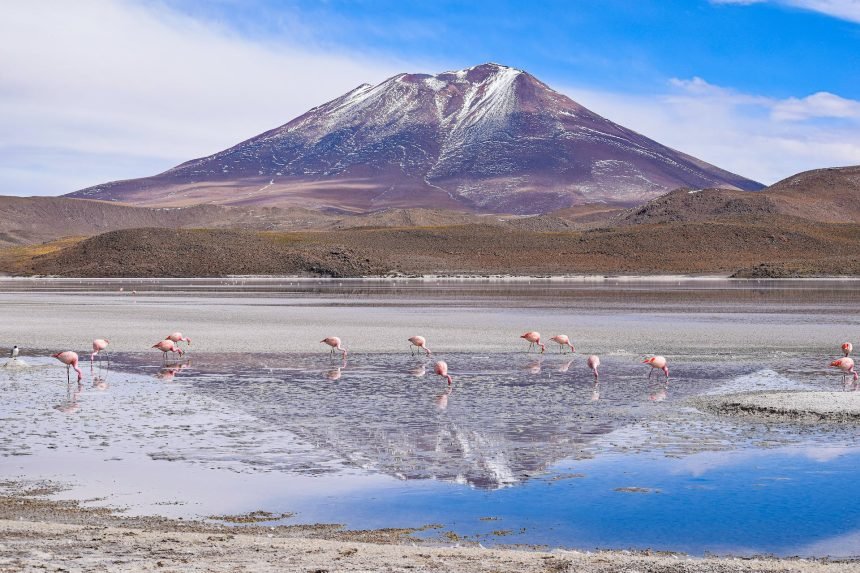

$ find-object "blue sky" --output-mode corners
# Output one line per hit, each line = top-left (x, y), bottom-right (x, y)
(169, 0), (860, 98)
(1, 0), (859, 195)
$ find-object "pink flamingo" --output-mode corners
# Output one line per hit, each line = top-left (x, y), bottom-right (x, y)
(842, 342), (853, 357)
(643, 356), (669, 380)
(587, 355), (600, 379)
(166, 332), (192, 347)
(434, 360), (452, 385)
(550, 334), (575, 354)
(408, 335), (432, 355)
(520, 331), (545, 353)
(321, 336), (347, 357)
(52, 351), (83, 383)
(831, 357), (858, 383)
(91, 338), (109, 363)
(152, 340), (183, 361)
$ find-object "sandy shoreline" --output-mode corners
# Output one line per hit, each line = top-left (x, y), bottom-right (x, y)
(2, 492), (858, 572)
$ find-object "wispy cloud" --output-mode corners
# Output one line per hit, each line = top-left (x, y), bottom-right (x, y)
(561, 77), (860, 184)
(712, 0), (860, 23)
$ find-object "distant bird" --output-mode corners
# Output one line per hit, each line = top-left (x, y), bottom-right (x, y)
(408, 335), (432, 355)
(52, 351), (83, 383)
(643, 356), (669, 380)
(90, 339), (109, 362)
(550, 335), (575, 354)
(587, 355), (600, 379)
(152, 340), (184, 361)
(166, 332), (192, 347)
(843, 342), (853, 357)
(321, 336), (347, 357)
(520, 331), (545, 353)
(831, 357), (858, 383)
(10, 345), (19, 359)
(434, 361), (452, 385)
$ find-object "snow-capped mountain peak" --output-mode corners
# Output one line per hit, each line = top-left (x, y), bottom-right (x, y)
(68, 63), (762, 214)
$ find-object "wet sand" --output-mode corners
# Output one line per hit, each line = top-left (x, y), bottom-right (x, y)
(2, 493), (858, 573)
(0, 278), (857, 357)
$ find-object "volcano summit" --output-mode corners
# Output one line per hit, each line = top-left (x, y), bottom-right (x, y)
(69, 63), (762, 214)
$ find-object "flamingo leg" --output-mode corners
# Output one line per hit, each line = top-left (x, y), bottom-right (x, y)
(648, 369), (653, 380)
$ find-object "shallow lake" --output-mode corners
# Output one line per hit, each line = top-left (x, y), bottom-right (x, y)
(0, 278), (858, 557)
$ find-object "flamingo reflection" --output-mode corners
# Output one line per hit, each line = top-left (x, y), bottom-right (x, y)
(154, 361), (192, 382)
(54, 382), (83, 414)
(409, 361), (429, 377)
(557, 359), (574, 373)
(524, 358), (542, 375)
(436, 384), (453, 410)
(324, 358), (346, 380)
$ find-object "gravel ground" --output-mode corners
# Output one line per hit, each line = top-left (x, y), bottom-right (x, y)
(2, 497), (859, 573)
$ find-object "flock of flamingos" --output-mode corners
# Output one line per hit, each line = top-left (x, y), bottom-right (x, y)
(31, 331), (859, 387)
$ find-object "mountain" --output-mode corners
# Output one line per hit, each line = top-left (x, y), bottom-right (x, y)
(67, 63), (762, 214)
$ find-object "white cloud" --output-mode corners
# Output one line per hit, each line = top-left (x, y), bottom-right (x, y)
(0, 0), (408, 195)
(772, 91), (860, 121)
(560, 77), (860, 185)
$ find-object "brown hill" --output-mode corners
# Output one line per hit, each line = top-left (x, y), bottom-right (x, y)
(0, 196), (338, 247)
(9, 219), (858, 278)
(17, 228), (388, 278)
(763, 165), (860, 223)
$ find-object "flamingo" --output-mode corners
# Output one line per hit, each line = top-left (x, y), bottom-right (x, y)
(831, 357), (858, 384)
(643, 356), (669, 380)
(520, 331), (545, 353)
(166, 332), (192, 347)
(587, 355), (600, 379)
(434, 360), (452, 385)
(550, 335), (575, 354)
(91, 339), (109, 363)
(321, 336), (347, 357)
(843, 342), (853, 357)
(152, 340), (183, 361)
(408, 335), (432, 355)
(52, 351), (83, 383)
